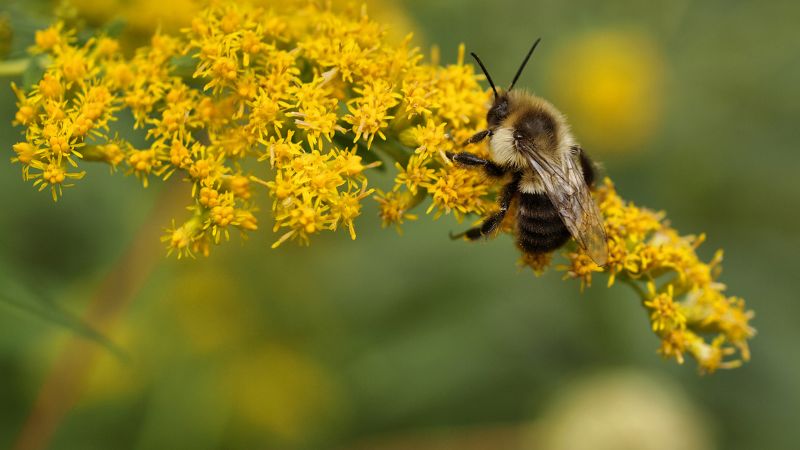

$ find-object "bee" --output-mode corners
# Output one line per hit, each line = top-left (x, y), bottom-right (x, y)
(448, 39), (608, 266)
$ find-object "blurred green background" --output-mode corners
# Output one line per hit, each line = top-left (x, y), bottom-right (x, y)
(1, 0), (799, 449)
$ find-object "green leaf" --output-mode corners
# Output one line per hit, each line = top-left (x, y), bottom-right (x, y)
(0, 269), (126, 359)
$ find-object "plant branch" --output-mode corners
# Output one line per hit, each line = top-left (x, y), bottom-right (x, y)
(12, 181), (186, 450)
(0, 58), (29, 77)
(618, 275), (648, 303)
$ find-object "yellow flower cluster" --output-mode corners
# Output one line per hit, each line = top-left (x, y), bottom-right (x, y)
(11, 1), (497, 253)
(258, 135), (375, 247)
(8, 1), (753, 372)
(550, 179), (755, 373)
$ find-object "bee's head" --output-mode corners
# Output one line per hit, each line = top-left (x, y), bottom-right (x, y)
(487, 91), (558, 148)
(471, 40), (553, 166)
(470, 38), (542, 130)
(487, 92), (510, 128)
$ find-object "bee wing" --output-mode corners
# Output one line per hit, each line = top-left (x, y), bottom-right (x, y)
(519, 144), (608, 266)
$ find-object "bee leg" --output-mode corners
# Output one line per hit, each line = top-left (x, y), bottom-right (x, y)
(450, 175), (519, 241)
(449, 227), (485, 241)
(463, 129), (491, 145)
(445, 151), (506, 178)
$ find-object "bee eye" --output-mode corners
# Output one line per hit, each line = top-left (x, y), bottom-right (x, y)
(513, 130), (526, 141)
(487, 97), (509, 127)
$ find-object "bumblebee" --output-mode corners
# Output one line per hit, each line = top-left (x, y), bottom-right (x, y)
(448, 39), (608, 266)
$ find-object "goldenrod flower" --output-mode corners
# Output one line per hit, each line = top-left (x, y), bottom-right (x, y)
(644, 283), (686, 332)
(374, 190), (418, 233)
(546, 179), (755, 373)
(8, 1), (754, 372)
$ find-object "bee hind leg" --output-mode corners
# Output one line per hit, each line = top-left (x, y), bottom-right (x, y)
(449, 212), (506, 241)
(450, 174), (520, 241)
(449, 227), (485, 241)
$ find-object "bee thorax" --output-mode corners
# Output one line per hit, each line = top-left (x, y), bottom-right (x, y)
(489, 127), (527, 169)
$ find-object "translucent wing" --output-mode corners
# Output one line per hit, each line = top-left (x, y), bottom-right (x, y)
(519, 144), (608, 266)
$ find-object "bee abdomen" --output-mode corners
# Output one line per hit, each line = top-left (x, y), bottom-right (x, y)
(516, 193), (571, 254)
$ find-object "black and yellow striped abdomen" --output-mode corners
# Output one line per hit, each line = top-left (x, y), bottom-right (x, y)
(515, 192), (571, 254)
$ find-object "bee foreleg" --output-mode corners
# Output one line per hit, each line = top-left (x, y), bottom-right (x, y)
(450, 175), (519, 241)
(463, 129), (491, 145)
(446, 151), (506, 178)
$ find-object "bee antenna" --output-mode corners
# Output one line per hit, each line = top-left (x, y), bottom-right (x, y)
(508, 38), (542, 92)
(470, 52), (499, 98)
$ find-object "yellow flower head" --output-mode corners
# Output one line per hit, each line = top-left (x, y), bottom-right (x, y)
(644, 283), (686, 332)
(374, 190), (418, 233)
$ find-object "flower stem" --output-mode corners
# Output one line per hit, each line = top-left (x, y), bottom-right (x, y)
(12, 181), (186, 450)
(619, 275), (648, 302)
(0, 58), (29, 77)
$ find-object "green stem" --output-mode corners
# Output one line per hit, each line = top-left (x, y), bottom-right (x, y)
(0, 58), (29, 77)
(618, 275), (648, 303)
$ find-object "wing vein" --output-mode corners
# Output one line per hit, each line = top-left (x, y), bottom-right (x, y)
(516, 141), (608, 265)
